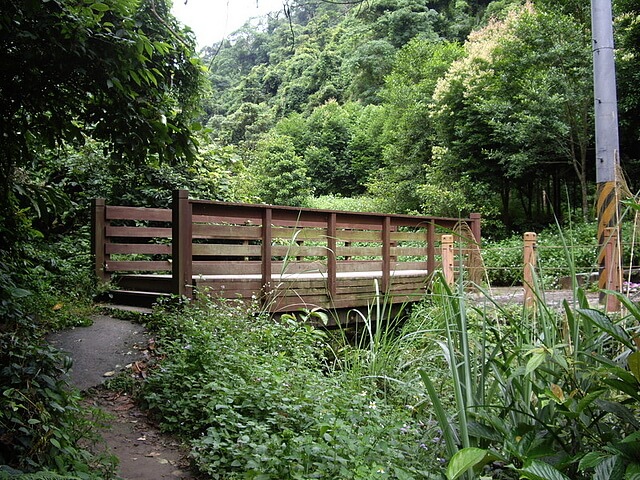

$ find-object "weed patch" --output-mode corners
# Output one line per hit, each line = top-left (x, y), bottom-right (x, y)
(141, 297), (438, 478)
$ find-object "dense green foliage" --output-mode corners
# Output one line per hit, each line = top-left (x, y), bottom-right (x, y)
(2, 0), (640, 476)
(194, 0), (640, 234)
(483, 222), (599, 286)
(135, 270), (640, 479)
(421, 278), (640, 479)
(142, 298), (439, 478)
(0, 219), (116, 476)
(0, 0), (204, 475)
(1, 0), (204, 247)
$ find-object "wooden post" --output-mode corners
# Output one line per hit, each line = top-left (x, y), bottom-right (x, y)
(523, 232), (537, 308)
(382, 216), (391, 293)
(604, 226), (621, 312)
(468, 213), (482, 286)
(327, 213), (337, 299)
(441, 234), (454, 286)
(469, 213), (481, 244)
(427, 222), (436, 275)
(172, 190), (193, 299)
(261, 208), (273, 296)
(91, 198), (108, 283)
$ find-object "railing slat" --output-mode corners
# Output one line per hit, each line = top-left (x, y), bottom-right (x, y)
(106, 243), (171, 255)
(106, 205), (172, 221)
(106, 226), (172, 238)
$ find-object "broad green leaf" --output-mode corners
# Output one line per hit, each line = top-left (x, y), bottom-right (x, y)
(9, 287), (32, 298)
(628, 351), (640, 383)
(594, 454), (624, 480)
(576, 287), (590, 309)
(625, 462), (640, 480)
(579, 452), (605, 471)
(525, 349), (547, 375)
(612, 432), (640, 458)
(576, 389), (605, 413)
(130, 70), (141, 86)
(446, 447), (489, 480)
(467, 421), (503, 443)
(595, 399), (640, 428)
(577, 308), (633, 349)
(90, 2), (110, 11)
(520, 460), (571, 480)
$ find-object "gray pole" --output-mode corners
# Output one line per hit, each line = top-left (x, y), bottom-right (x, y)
(592, 0), (620, 183)
(591, 0), (621, 309)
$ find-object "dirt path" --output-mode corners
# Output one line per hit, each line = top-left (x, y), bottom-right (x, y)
(48, 314), (197, 480)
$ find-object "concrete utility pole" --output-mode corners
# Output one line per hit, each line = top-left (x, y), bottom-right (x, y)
(591, 0), (621, 309)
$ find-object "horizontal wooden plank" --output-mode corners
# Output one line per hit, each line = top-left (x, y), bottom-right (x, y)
(335, 230), (382, 242)
(391, 261), (428, 270)
(106, 226), (172, 238)
(271, 245), (328, 257)
(272, 278), (326, 289)
(272, 226), (328, 242)
(105, 260), (171, 272)
(274, 261), (327, 275)
(390, 231), (427, 242)
(337, 261), (382, 272)
(192, 224), (262, 240)
(391, 246), (428, 257)
(105, 243), (171, 255)
(336, 285), (379, 295)
(189, 199), (471, 225)
(193, 263), (349, 277)
(192, 261), (262, 275)
(191, 261), (426, 276)
(105, 205), (172, 222)
(390, 276), (429, 285)
(192, 244), (262, 256)
(337, 246), (381, 257)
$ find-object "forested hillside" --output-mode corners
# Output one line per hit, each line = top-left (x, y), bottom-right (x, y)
(195, 0), (640, 235)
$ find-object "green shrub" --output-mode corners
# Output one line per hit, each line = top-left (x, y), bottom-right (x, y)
(0, 275), (116, 477)
(305, 194), (385, 213)
(419, 275), (640, 479)
(0, 219), (114, 477)
(141, 297), (438, 478)
(482, 222), (599, 287)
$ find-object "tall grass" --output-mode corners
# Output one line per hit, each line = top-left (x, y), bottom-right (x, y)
(328, 280), (429, 401)
(418, 246), (640, 479)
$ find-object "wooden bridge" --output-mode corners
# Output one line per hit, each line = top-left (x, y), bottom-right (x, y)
(92, 190), (481, 317)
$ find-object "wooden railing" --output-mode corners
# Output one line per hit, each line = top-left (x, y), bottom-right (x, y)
(92, 190), (481, 311)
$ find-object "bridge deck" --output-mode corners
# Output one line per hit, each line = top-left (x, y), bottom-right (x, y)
(92, 190), (481, 315)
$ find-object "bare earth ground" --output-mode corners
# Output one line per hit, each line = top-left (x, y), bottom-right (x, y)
(85, 389), (195, 480)
(48, 315), (197, 480)
(469, 286), (603, 308)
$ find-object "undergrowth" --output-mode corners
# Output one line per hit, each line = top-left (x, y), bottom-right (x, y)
(0, 217), (117, 478)
(141, 296), (441, 479)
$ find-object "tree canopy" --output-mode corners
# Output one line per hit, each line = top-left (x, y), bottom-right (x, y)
(192, 0), (639, 236)
(3, 0), (640, 239)
(0, 0), (203, 247)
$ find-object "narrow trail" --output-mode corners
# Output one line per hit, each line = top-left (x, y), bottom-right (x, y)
(48, 314), (197, 480)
